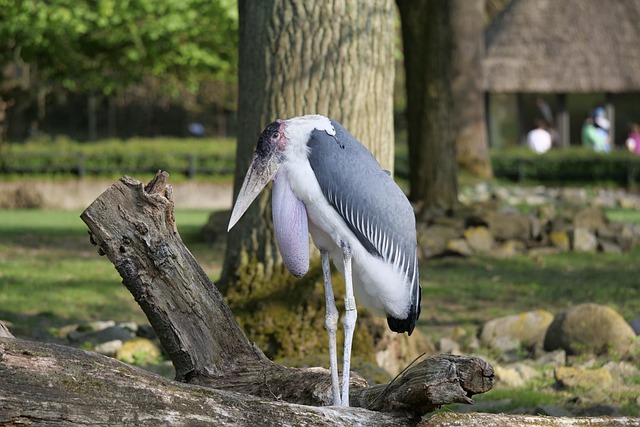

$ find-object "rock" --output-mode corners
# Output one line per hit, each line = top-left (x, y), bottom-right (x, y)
(534, 404), (573, 417)
(494, 363), (540, 388)
(493, 240), (524, 258)
(575, 404), (621, 417)
(485, 210), (531, 241)
(573, 207), (607, 232)
(419, 224), (460, 259)
(554, 366), (613, 389)
(534, 349), (566, 367)
(69, 325), (136, 345)
(544, 303), (637, 357)
(374, 328), (435, 376)
(94, 339), (124, 356)
(559, 188), (587, 206)
(437, 337), (461, 355)
(479, 310), (554, 353)
(619, 195), (640, 209)
(630, 317), (640, 335)
(598, 240), (622, 254)
(76, 320), (116, 333)
(115, 337), (162, 365)
(528, 214), (542, 239)
(602, 361), (639, 380)
(572, 227), (597, 252)
(548, 231), (570, 251)
(463, 226), (494, 253)
(446, 238), (473, 256)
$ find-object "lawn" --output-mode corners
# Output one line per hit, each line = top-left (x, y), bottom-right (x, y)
(0, 209), (223, 337)
(1, 206), (639, 415)
(1, 207), (638, 338)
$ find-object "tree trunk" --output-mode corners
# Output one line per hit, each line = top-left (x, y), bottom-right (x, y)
(219, 0), (397, 361)
(0, 172), (496, 425)
(451, 0), (493, 178)
(397, 0), (459, 212)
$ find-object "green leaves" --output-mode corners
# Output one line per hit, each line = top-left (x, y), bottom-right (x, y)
(0, 0), (238, 96)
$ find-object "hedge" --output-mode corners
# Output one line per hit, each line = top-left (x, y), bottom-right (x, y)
(489, 147), (640, 186)
(0, 137), (237, 179)
(2, 139), (640, 186)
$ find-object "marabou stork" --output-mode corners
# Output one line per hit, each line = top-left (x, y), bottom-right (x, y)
(228, 114), (421, 406)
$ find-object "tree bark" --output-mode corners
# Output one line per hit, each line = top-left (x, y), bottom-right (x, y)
(221, 0), (396, 293)
(451, 0), (493, 178)
(397, 0), (459, 212)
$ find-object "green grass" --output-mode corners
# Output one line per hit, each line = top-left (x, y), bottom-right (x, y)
(0, 209), (223, 336)
(420, 247), (640, 338)
(2, 206), (640, 415)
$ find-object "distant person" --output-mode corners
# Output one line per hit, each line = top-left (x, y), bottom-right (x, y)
(188, 122), (205, 137)
(535, 96), (558, 145)
(593, 107), (611, 152)
(582, 109), (609, 152)
(527, 119), (552, 154)
(626, 123), (640, 155)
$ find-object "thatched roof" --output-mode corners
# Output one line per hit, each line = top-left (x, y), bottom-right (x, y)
(483, 0), (640, 93)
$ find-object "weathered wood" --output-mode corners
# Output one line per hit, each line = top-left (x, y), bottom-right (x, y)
(419, 412), (640, 427)
(0, 321), (13, 339)
(0, 338), (404, 427)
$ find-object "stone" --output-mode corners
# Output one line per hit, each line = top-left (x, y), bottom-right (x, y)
(575, 404), (621, 417)
(534, 404), (573, 417)
(559, 188), (587, 206)
(619, 195), (640, 209)
(528, 214), (542, 239)
(68, 325), (136, 345)
(494, 363), (540, 388)
(544, 303), (637, 357)
(534, 349), (566, 367)
(94, 339), (124, 357)
(76, 320), (116, 333)
(572, 227), (597, 252)
(573, 207), (607, 232)
(630, 317), (640, 335)
(492, 240), (523, 258)
(445, 238), (473, 256)
(485, 210), (531, 241)
(437, 337), (461, 355)
(463, 226), (494, 253)
(115, 337), (162, 365)
(598, 240), (622, 254)
(554, 366), (613, 389)
(419, 224), (460, 259)
(374, 328), (435, 376)
(602, 361), (639, 380)
(548, 231), (570, 251)
(479, 310), (554, 352)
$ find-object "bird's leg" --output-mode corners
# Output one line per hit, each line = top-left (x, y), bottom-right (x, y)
(340, 243), (356, 406)
(320, 249), (341, 406)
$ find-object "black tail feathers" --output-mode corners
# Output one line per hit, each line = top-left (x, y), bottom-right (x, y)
(386, 286), (422, 335)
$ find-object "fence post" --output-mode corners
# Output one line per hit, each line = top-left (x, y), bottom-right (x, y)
(78, 153), (86, 178)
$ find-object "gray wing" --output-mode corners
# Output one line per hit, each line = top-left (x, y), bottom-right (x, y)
(307, 120), (421, 333)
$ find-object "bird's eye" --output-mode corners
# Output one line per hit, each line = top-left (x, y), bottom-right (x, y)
(271, 131), (280, 140)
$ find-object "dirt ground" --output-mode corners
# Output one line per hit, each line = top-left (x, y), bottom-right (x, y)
(0, 179), (233, 210)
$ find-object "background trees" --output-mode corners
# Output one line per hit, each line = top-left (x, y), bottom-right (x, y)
(0, 0), (238, 140)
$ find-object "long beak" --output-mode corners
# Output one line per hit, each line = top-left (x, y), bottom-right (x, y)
(227, 152), (283, 231)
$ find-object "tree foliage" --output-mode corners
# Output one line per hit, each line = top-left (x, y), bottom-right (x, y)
(0, 0), (238, 95)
